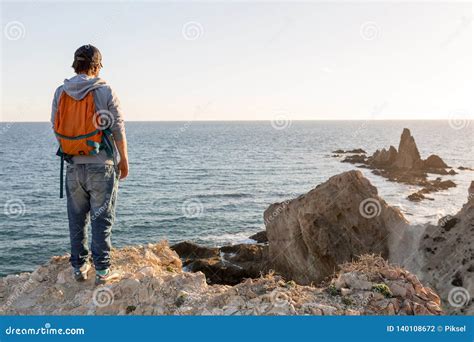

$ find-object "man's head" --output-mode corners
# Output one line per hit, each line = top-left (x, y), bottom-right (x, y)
(72, 45), (103, 77)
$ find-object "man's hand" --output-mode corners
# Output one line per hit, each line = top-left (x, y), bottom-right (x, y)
(118, 158), (129, 180)
(115, 138), (129, 180)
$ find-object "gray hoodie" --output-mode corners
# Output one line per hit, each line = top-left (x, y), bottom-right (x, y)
(51, 74), (126, 164)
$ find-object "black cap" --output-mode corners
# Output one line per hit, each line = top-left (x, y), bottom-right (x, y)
(73, 45), (103, 68)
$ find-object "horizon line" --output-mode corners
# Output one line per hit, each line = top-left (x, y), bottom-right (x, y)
(0, 118), (470, 124)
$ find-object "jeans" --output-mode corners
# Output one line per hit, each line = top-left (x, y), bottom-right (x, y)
(65, 163), (119, 270)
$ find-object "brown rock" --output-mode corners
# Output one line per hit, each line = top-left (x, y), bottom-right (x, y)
(386, 302), (396, 315)
(423, 155), (448, 169)
(380, 268), (400, 280)
(264, 170), (408, 284)
(407, 179), (456, 202)
(420, 182), (474, 315)
(425, 287), (441, 306)
(438, 215), (458, 231)
(335, 128), (454, 200)
(171, 241), (219, 259)
(393, 128), (422, 169)
(406, 273), (421, 286)
(248, 231), (268, 243)
(388, 281), (407, 297)
(407, 192), (431, 202)
(341, 288), (352, 296)
(413, 302), (429, 315)
(426, 301), (442, 314)
(332, 149), (366, 154)
(371, 146), (398, 167)
(400, 299), (413, 315)
(342, 154), (367, 164)
(185, 244), (269, 285)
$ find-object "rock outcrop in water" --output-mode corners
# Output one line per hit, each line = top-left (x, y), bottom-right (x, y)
(264, 170), (408, 285)
(419, 181), (474, 315)
(333, 128), (458, 201)
(0, 244), (442, 315)
(393, 128), (423, 169)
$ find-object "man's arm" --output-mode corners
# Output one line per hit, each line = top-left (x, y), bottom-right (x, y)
(107, 87), (128, 179)
(115, 138), (129, 180)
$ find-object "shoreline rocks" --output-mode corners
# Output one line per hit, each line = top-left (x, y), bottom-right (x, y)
(264, 170), (408, 285)
(419, 181), (474, 315)
(407, 179), (456, 202)
(0, 171), (469, 316)
(0, 245), (442, 316)
(249, 231), (268, 243)
(333, 128), (459, 201)
(171, 241), (269, 285)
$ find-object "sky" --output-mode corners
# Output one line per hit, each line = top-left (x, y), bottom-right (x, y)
(0, 0), (472, 122)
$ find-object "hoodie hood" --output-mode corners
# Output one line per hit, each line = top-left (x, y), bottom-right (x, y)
(63, 74), (107, 100)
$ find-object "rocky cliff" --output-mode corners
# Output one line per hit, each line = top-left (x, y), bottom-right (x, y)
(262, 170), (472, 315)
(419, 182), (474, 315)
(0, 244), (441, 316)
(264, 170), (408, 285)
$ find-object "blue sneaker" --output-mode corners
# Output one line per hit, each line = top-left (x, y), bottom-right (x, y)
(95, 268), (119, 285)
(73, 263), (91, 282)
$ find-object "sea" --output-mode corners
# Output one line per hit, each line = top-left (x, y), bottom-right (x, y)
(0, 121), (472, 276)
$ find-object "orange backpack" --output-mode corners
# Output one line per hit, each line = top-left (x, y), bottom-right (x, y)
(54, 91), (114, 197)
(54, 91), (104, 156)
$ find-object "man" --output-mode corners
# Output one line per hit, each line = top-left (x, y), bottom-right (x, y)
(51, 45), (128, 285)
